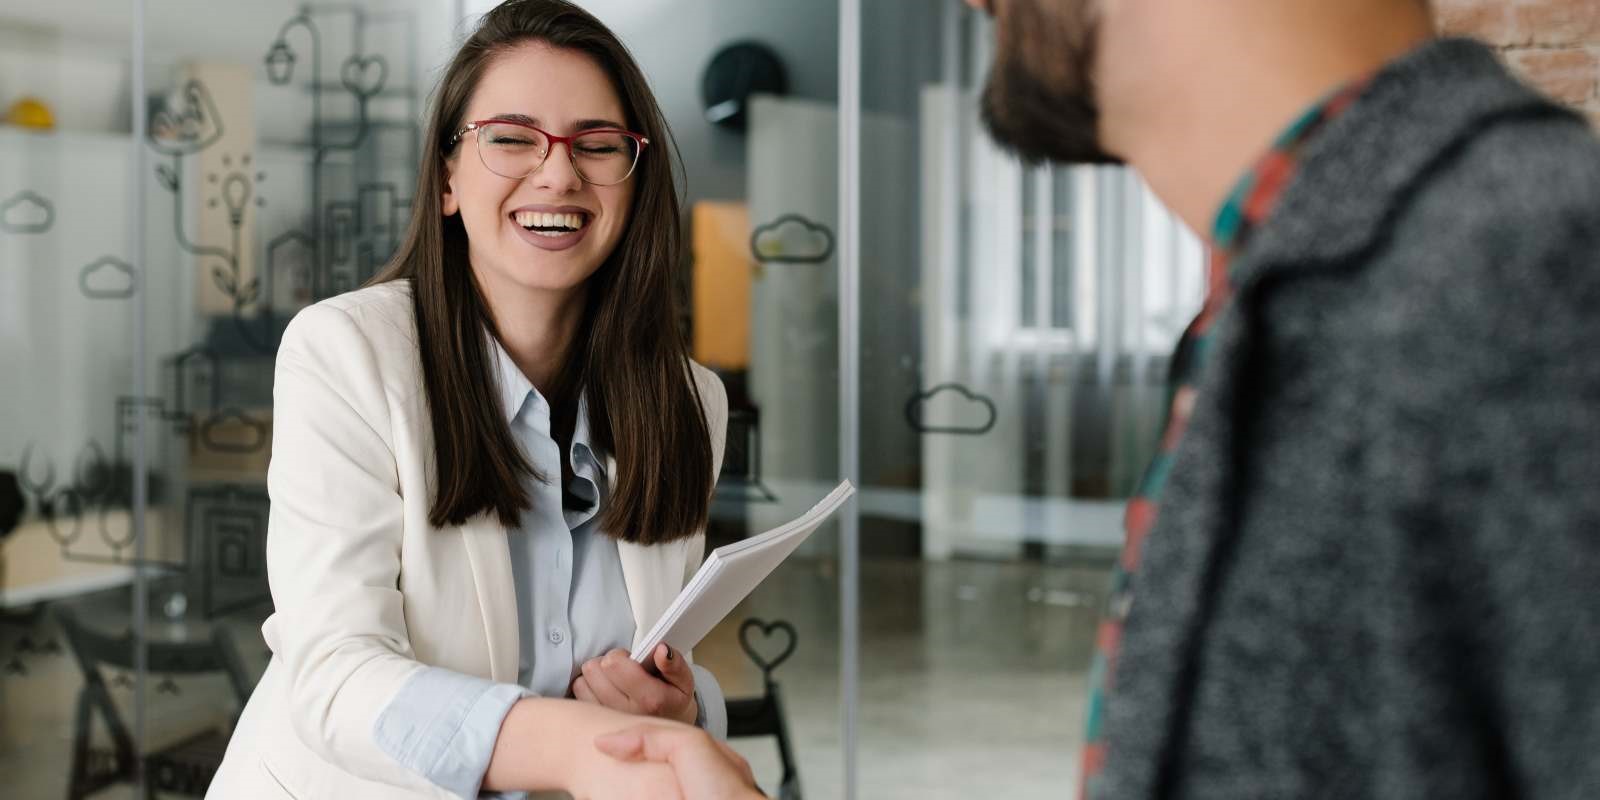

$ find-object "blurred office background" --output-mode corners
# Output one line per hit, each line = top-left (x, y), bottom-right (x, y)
(1, 1), (1594, 798)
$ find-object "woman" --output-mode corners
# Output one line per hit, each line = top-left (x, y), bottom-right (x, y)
(209, 2), (749, 797)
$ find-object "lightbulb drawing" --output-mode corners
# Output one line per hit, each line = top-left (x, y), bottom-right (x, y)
(222, 173), (251, 225)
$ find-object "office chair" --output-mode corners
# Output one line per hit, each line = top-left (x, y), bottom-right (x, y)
(55, 604), (254, 799)
(0, 469), (41, 677)
(725, 617), (802, 800)
(0, 469), (20, 539)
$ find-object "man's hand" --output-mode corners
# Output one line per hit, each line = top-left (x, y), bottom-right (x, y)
(482, 698), (686, 799)
(573, 645), (698, 725)
(595, 723), (763, 800)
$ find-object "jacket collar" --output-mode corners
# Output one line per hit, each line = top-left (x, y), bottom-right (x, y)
(1233, 38), (1578, 288)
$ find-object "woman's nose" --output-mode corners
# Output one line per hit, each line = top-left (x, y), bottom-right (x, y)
(532, 142), (585, 192)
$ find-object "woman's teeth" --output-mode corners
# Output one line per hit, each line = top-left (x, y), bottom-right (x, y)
(514, 210), (587, 237)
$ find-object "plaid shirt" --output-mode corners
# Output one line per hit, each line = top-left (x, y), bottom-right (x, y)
(1079, 78), (1372, 799)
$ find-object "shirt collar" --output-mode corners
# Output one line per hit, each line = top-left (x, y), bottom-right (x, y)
(1210, 75), (1374, 254)
(490, 335), (536, 424)
(488, 334), (598, 461)
(571, 392), (595, 461)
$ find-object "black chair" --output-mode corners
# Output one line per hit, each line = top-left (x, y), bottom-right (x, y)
(0, 469), (43, 677)
(720, 407), (780, 504)
(0, 469), (20, 539)
(725, 618), (802, 800)
(55, 604), (254, 799)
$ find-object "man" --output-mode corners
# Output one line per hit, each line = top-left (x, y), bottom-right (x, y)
(604, 0), (1600, 797)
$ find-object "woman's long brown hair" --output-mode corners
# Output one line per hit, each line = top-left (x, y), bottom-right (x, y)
(372, 0), (713, 544)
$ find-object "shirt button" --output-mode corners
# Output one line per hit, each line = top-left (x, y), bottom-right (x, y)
(549, 628), (564, 645)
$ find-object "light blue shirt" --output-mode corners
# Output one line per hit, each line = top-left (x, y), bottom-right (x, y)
(371, 340), (725, 799)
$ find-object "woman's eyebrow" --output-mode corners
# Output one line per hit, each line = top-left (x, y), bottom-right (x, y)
(573, 118), (627, 131)
(488, 112), (539, 126)
(484, 113), (627, 131)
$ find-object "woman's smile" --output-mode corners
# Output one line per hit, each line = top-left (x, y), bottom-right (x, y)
(509, 204), (594, 251)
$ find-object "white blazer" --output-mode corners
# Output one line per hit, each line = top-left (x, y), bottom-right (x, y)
(208, 282), (727, 799)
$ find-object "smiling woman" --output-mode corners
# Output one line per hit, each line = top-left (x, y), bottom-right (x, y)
(405, 18), (707, 538)
(203, 2), (754, 799)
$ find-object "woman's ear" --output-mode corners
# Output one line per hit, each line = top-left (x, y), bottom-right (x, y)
(442, 160), (460, 216)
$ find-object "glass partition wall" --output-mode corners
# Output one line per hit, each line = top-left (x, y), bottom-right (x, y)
(678, 0), (1203, 796)
(846, 2), (1204, 797)
(1, 0), (434, 795)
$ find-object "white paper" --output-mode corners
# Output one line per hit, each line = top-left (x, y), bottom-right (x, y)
(631, 480), (856, 662)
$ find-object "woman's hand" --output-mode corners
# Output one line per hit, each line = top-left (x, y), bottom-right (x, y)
(565, 738), (686, 800)
(572, 644), (698, 725)
(483, 697), (685, 799)
(595, 723), (763, 800)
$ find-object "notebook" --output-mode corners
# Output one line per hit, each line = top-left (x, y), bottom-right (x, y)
(631, 480), (856, 662)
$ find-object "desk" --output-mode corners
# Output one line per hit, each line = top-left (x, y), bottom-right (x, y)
(35, 578), (271, 798)
(48, 576), (271, 653)
(713, 478), (1125, 559)
(0, 508), (174, 609)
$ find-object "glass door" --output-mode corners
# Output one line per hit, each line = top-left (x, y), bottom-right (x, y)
(849, 1), (1206, 797)
(0, 0), (432, 794)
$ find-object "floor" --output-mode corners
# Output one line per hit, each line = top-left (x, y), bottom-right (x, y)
(0, 557), (1110, 799)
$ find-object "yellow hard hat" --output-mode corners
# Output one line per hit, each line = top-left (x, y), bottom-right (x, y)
(5, 97), (56, 130)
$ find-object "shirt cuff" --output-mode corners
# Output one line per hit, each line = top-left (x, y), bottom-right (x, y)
(690, 662), (728, 740)
(372, 665), (533, 799)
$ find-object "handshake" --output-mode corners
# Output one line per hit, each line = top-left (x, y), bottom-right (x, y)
(580, 643), (763, 799)
(578, 643), (765, 799)
(592, 722), (765, 800)
(487, 644), (767, 799)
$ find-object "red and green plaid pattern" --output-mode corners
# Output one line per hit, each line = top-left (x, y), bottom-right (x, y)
(1078, 79), (1371, 799)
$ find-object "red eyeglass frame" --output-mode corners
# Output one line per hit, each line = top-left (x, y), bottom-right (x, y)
(451, 119), (650, 185)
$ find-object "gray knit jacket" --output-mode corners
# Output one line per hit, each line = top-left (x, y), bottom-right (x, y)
(1099, 39), (1600, 799)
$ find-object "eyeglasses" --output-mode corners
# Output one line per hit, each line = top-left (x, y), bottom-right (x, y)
(452, 119), (649, 186)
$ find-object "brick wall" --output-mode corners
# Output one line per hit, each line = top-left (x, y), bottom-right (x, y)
(1434, 0), (1600, 127)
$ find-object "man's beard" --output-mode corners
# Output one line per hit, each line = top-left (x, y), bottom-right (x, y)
(979, 2), (1122, 166)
